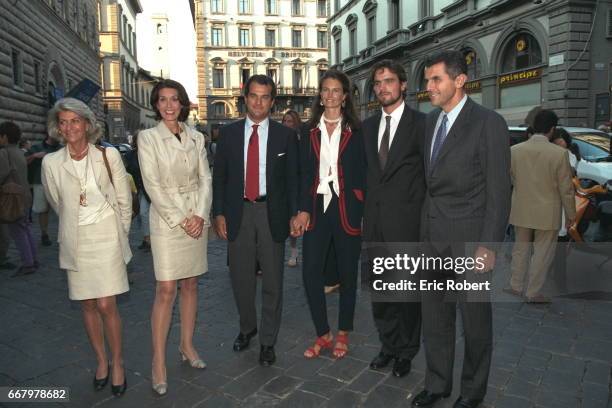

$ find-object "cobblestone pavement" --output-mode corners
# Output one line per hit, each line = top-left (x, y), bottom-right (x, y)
(1, 214), (611, 407)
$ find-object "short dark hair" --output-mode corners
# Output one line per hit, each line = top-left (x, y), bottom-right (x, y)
(424, 50), (467, 79)
(551, 127), (572, 147)
(533, 109), (558, 134)
(243, 75), (277, 99)
(0, 121), (22, 144)
(369, 59), (407, 86)
(150, 79), (191, 122)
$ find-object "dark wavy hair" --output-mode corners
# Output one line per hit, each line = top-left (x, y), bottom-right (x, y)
(308, 70), (360, 131)
(0, 121), (21, 144)
(150, 79), (191, 122)
(369, 59), (408, 99)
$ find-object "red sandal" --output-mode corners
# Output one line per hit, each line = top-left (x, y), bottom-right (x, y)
(332, 333), (349, 359)
(304, 334), (333, 359)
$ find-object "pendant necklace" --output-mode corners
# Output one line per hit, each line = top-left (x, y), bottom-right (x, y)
(71, 145), (89, 207)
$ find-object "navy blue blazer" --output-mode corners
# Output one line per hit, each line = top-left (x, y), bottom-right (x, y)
(212, 118), (298, 242)
(298, 124), (366, 236)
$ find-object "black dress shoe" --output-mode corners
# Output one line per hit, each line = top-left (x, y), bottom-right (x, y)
(93, 364), (109, 391)
(392, 358), (411, 377)
(453, 396), (482, 408)
(111, 378), (127, 397)
(412, 389), (451, 407)
(41, 233), (52, 247)
(233, 328), (257, 351)
(259, 345), (275, 366)
(369, 351), (395, 370)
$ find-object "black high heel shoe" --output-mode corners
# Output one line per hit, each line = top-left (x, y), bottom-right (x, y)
(93, 363), (109, 391)
(111, 377), (127, 397)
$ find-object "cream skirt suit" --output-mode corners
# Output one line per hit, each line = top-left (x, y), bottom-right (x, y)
(41, 145), (132, 300)
(138, 121), (212, 281)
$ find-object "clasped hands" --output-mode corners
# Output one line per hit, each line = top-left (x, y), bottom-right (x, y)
(290, 211), (310, 237)
(180, 215), (206, 239)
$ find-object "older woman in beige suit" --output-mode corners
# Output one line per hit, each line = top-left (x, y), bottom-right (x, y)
(138, 79), (212, 395)
(41, 98), (132, 397)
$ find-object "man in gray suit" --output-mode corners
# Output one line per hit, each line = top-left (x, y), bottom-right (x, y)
(412, 51), (511, 408)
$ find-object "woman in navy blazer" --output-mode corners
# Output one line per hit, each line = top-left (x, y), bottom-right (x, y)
(292, 70), (365, 359)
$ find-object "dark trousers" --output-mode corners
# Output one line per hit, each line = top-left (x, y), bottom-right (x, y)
(302, 194), (361, 337)
(371, 301), (421, 359)
(368, 232), (421, 360)
(421, 246), (492, 399)
(228, 201), (285, 346)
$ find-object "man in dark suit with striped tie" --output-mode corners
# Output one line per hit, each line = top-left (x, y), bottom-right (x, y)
(362, 60), (426, 378)
(413, 50), (511, 408)
(213, 75), (298, 366)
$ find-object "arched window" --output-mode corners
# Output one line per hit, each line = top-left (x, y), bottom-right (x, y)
(462, 48), (481, 80)
(461, 48), (483, 104)
(416, 69), (433, 113)
(498, 32), (543, 110)
(352, 86), (361, 117)
(366, 82), (379, 112)
(501, 33), (542, 73)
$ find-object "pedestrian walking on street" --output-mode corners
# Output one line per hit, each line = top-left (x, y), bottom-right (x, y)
(138, 79), (213, 396)
(292, 70), (365, 360)
(282, 110), (302, 268)
(0, 121), (37, 277)
(41, 98), (133, 397)
(507, 110), (576, 303)
(124, 131), (151, 251)
(26, 133), (61, 246)
(213, 74), (298, 367)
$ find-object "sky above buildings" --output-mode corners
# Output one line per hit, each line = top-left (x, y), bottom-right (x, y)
(137, 0), (198, 102)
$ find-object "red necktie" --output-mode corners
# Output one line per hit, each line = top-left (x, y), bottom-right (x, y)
(245, 124), (259, 201)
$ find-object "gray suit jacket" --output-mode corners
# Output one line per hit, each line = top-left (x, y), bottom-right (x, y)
(421, 97), (511, 251)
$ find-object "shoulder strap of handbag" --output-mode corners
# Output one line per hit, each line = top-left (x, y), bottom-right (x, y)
(94, 145), (114, 186)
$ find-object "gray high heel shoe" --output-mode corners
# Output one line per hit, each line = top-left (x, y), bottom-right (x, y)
(151, 365), (167, 396)
(179, 347), (207, 369)
(151, 381), (167, 396)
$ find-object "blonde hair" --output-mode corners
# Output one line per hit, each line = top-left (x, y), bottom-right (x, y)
(47, 97), (102, 143)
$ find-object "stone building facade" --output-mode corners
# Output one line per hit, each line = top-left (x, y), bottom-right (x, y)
(0, 0), (103, 141)
(330, 0), (612, 127)
(99, 0), (149, 142)
(195, 0), (329, 136)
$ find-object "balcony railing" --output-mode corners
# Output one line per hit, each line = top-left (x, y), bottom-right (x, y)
(276, 87), (317, 96)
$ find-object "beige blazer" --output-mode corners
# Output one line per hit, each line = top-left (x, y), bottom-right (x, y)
(138, 121), (212, 228)
(138, 122), (212, 279)
(509, 135), (576, 230)
(41, 145), (133, 270)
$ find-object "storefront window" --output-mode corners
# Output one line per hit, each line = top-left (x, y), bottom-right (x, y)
(500, 82), (541, 108)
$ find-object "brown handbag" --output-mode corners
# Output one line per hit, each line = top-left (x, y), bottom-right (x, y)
(0, 150), (28, 223)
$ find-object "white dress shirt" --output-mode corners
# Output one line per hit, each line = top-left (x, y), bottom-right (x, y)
(377, 102), (405, 150)
(430, 94), (468, 159)
(243, 116), (269, 196)
(72, 156), (113, 225)
(316, 117), (342, 212)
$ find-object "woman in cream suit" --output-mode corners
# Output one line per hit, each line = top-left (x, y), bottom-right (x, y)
(41, 98), (132, 397)
(138, 79), (212, 395)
